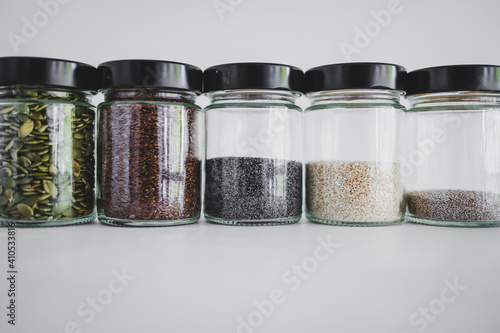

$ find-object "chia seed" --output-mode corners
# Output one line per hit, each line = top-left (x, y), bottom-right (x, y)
(407, 190), (500, 222)
(204, 157), (302, 224)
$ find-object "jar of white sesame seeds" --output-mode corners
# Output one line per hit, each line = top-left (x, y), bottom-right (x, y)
(203, 63), (304, 226)
(405, 65), (500, 227)
(304, 63), (406, 226)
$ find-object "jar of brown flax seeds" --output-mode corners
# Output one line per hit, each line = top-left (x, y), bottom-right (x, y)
(405, 65), (500, 227)
(304, 63), (406, 226)
(97, 60), (202, 226)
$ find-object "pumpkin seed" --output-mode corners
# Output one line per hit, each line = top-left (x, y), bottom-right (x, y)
(74, 132), (85, 140)
(17, 203), (33, 218)
(39, 194), (50, 200)
(73, 160), (81, 177)
(30, 112), (44, 120)
(5, 189), (13, 202)
(19, 120), (34, 138)
(52, 201), (70, 216)
(0, 167), (12, 177)
(36, 205), (52, 212)
(42, 180), (58, 198)
(18, 114), (30, 122)
(49, 165), (58, 176)
(1, 177), (15, 188)
(1, 97), (94, 222)
(0, 106), (14, 114)
(23, 195), (40, 206)
(17, 177), (33, 184)
(16, 104), (29, 114)
(18, 156), (32, 167)
(4, 139), (15, 151)
(13, 191), (23, 203)
(62, 207), (76, 218)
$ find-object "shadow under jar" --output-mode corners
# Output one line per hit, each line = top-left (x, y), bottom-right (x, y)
(405, 65), (500, 227)
(304, 63), (406, 226)
(97, 60), (202, 227)
(203, 63), (304, 226)
(0, 57), (98, 227)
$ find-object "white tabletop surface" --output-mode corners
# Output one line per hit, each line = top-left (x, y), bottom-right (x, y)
(1, 218), (499, 333)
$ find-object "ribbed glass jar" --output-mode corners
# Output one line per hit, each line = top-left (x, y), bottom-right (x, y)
(305, 90), (405, 226)
(97, 60), (202, 227)
(0, 57), (97, 227)
(304, 63), (406, 226)
(203, 63), (304, 226)
(405, 92), (500, 227)
(404, 65), (500, 227)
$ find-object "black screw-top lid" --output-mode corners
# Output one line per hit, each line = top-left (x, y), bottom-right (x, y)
(305, 62), (406, 93)
(0, 56), (99, 91)
(203, 63), (304, 93)
(406, 65), (500, 95)
(98, 59), (202, 93)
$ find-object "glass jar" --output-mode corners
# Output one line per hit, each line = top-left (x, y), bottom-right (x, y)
(97, 60), (202, 227)
(203, 63), (304, 226)
(304, 63), (406, 226)
(405, 65), (500, 227)
(0, 57), (98, 227)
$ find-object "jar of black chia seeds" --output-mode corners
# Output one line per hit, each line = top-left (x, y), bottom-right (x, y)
(0, 57), (98, 227)
(203, 63), (304, 226)
(304, 63), (406, 226)
(97, 60), (202, 227)
(405, 65), (500, 227)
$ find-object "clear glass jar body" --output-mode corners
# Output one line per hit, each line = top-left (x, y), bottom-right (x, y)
(0, 85), (95, 227)
(405, 92), (500, 227)
(305, 90), (405, 226)
(97, 89), (202, 226)
(204, 90), (303, 225)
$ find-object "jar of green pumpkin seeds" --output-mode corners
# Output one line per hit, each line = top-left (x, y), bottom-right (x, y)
(0, 57), (98, 227)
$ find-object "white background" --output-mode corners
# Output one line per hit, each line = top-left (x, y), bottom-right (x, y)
(1, 0), (500, 332)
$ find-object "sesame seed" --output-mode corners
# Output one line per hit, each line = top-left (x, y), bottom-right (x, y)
(306, 161), (403, 224)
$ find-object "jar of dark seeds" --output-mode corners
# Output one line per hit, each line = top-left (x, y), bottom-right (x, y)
(405, 65), (500, 227)
(0, 57), (98, 227)
(304, 63), (406, 226)
(97, 60), (202, 226)
(203, 63), (304, 226)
